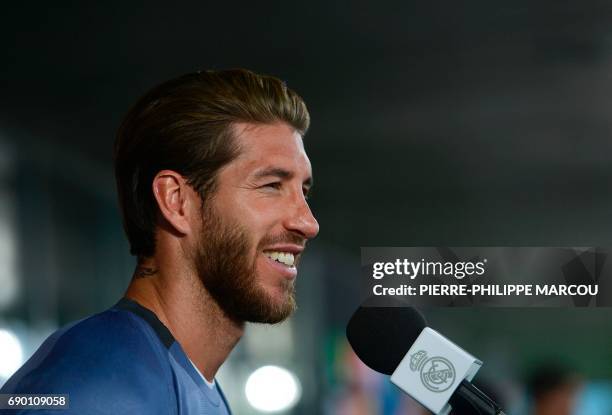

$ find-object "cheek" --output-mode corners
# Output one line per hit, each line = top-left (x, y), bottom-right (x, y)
(243, 196), (281, 223)
(215, 190), (284, 251)
(236, 199), (281, 240)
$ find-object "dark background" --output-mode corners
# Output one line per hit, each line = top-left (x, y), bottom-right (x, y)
(1, 2), (612, 414)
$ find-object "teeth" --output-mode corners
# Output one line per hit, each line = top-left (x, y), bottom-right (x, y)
(264, 251), (295, 267)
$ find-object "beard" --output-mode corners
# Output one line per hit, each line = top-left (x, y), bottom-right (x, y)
(194, 203), (298, 324)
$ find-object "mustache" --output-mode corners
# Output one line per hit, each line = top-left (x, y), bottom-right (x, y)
(259, 231), (307, 250)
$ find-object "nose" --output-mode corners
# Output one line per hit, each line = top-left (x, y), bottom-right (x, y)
(284, 196), (319, 240)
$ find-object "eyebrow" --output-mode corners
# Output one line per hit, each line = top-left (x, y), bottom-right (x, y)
(253, 167), (313, 187)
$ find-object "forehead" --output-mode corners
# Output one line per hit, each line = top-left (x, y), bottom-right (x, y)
(230, 122), (312, 175)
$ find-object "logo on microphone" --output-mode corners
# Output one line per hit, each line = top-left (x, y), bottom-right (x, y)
(409, 350), (456, 392)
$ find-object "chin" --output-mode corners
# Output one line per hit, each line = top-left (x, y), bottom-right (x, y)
(259, 282), (296, 317)
(263, 284), (294, 306)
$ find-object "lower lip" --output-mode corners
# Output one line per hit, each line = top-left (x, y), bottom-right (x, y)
(262, 254), (298, 279)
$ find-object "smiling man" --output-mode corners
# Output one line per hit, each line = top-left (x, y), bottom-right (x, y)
(1, 69), (319, 414)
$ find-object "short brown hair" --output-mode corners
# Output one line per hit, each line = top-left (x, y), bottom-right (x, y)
(114, 69), (310, 257)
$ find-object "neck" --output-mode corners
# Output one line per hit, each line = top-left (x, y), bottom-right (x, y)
(124, 246), (244, 382)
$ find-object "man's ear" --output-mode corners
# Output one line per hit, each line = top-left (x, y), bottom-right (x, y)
(152, 170), (199, 235)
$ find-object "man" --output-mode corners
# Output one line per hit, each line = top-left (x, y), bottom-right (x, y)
(1, 69), (319, 414)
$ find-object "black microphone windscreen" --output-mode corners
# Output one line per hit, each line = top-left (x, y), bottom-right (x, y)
(346, 297), (427, 375)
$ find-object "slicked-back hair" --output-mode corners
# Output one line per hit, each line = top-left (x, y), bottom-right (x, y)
(114, 69), (310, 258)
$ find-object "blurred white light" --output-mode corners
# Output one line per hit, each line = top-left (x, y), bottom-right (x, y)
(245, 365), (301, 412)
(0, 329), (23, 379)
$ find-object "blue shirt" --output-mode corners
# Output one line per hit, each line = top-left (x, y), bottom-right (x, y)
(0, 299), (232, 415)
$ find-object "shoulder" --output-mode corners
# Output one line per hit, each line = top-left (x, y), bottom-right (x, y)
(1, 307), (177, 415)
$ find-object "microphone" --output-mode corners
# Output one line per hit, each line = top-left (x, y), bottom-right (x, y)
(346, 298), (506, 415)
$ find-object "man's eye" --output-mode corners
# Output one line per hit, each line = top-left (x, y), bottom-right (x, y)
(262, 182), (282, 190)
